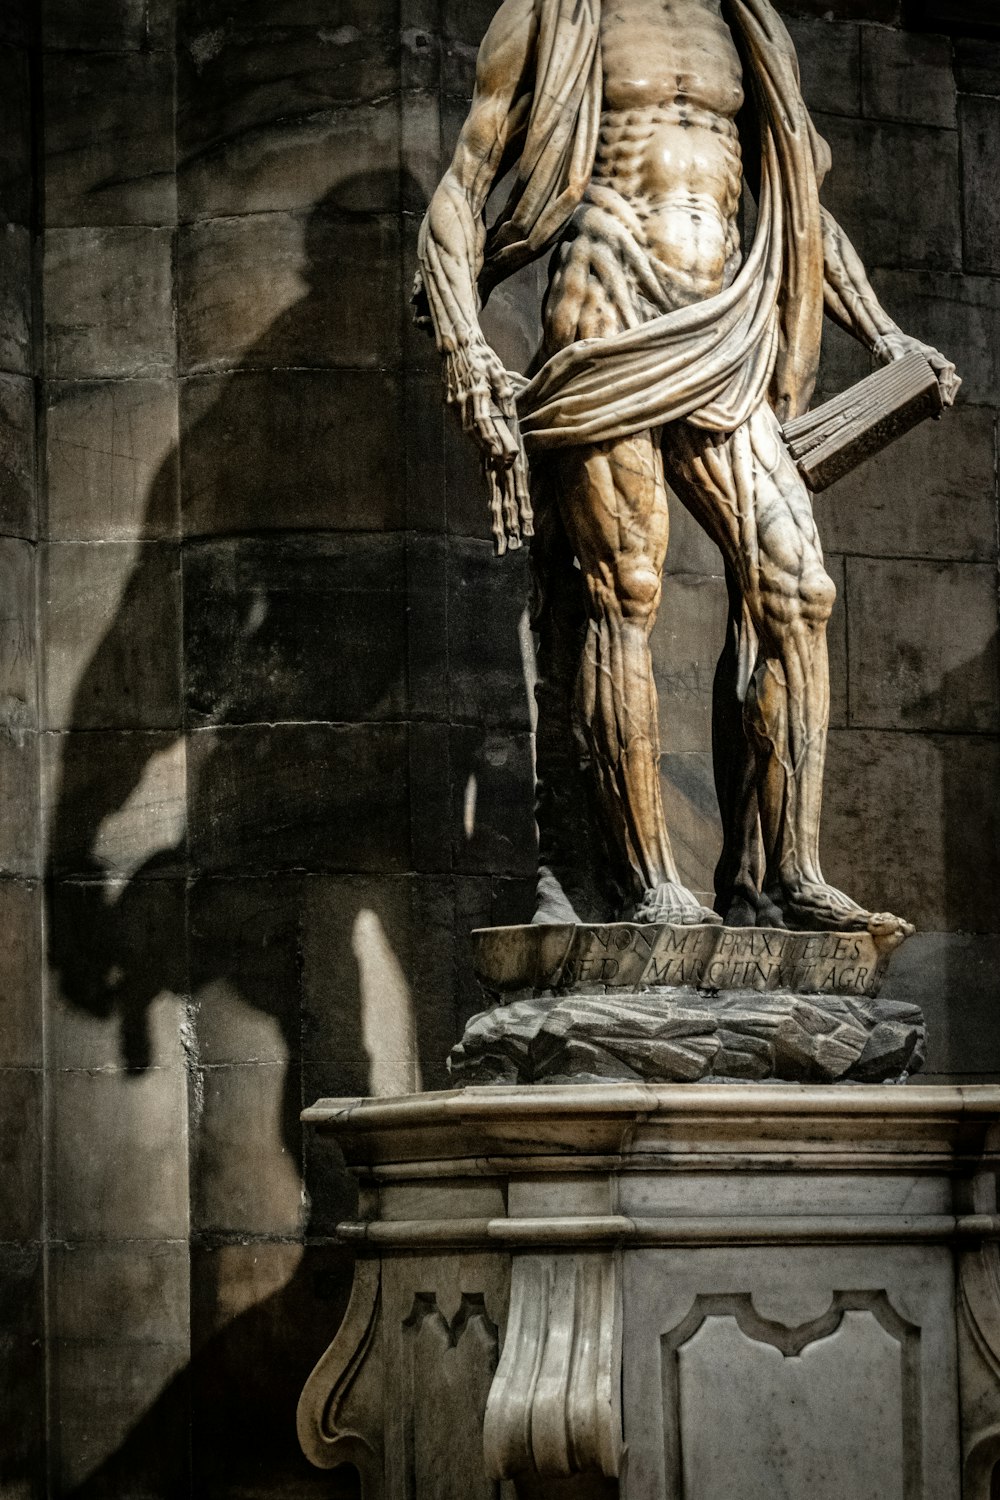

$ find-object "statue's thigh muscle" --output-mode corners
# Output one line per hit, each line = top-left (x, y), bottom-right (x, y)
(664, 409), (830, 629)
(747, 414), (834, 632)
(555, 433), (669, 624)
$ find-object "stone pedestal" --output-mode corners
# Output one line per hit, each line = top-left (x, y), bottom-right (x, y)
(298, 1084), (1000, 1499)
(450, 923), (925, 1085)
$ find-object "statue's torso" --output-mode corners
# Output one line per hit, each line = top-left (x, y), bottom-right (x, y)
(544, 0), (747, 347)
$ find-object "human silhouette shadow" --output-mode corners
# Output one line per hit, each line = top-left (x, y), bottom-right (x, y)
(44, 169), (454, 1500)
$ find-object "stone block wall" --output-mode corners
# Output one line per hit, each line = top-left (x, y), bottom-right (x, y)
(0, 0), (43, 1495)
(3, 1), (999, 1496)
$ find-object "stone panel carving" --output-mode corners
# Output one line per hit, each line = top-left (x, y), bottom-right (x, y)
(483, 1253), (622, 1486)
(402, 1292), (501, 1500)
(661, 1292), (920, 1500)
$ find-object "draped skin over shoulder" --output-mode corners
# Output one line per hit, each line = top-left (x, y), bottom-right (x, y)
(416, 0), (832, 457)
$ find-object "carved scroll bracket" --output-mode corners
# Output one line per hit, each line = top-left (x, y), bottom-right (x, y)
(297, 1257), (384, 1496)
(959, 1241), (1000, 1498)
(483, 1252), (623, 1488)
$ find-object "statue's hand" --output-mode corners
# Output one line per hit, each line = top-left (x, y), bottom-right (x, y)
(444, 340), (533, 556)
(873, 330), (961, 408)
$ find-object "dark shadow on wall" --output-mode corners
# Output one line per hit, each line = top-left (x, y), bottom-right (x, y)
(940, 633), (1000, 1076)
(44, 172), (438, 1500)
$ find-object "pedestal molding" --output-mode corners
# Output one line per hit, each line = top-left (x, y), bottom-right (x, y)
(335, 1212), (1000, 1250)
(303, 1081), (1000, 1128)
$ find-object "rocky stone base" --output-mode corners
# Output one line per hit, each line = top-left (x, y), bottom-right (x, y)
(448, 989), (926, 1086)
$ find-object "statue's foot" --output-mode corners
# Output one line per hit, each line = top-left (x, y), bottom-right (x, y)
(634, 882), (723, 926)
(720, 886), (787, 930)
(774, 879), (914, 940)
(532, 866), (580, 926)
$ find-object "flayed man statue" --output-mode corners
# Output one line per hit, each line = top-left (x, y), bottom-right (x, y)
(414, 0), (959, 940)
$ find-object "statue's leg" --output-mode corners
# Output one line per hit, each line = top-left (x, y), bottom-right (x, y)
(554, 431), (720, 926)
(710, 567), (777, 927)
(666, 407), (910, 934)
(530, 473), (616, 924)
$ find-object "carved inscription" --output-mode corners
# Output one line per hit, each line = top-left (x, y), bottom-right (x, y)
(550, 923), (892, 998)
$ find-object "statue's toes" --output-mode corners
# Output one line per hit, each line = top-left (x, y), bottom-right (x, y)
(868, 911), (915, 943)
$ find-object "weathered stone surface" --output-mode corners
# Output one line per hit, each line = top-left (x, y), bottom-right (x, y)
(0, 45), (31, 227)
(774, 0), (899, 20)
(408, 721), (451, 874)
(177, 212), (401, 373)
(448, 989), (925, 1085)
(816, 113), (961, 273)
(180, 368), (405, 534)
(0, 881), (41, 1069)
(652, 571), (729, 754)
(784, 17), (860, 117)
(955, 38), (1000, 98)
(0, 537), (36, 731)
(958, 96), (1000, 278)
(860, 26), (956, 128)
(45, 378), (179, 541)
(50, 1241), (189, 1348)
(0, 0), (31, 46)
(821, 404), (996, 562)
(659, 750), (720, 907)
(178, 90), (402, 220)
(183, 534), (408, 726)
(0, 1071), (40, 1241)
(448, 726), (535, 877)
(43, 51), (176, 228)
(814, 316), (872, 403)
(41, 540), (182, 731)
(44, 226), (174, 379)
(191, 1060), (303, 1237)
(0, 1247), (45, 1494)
(824, 728), (1000, 935)
(43, 0), (173, 51)
(0, 225), (31, 377)
(405, 534), (449, 720)
(846, 558), (999, 733)
(187, 722), (410, 874)
(42, 729), (186, 880)
(824, 553), (848, 729)
(0, 733), (39, 877)
(883, 932), (1000, 1076)
(0, 373), (34, 539)
(871, 268), (1000, 405)
(447, 538), (532, 730)
(48, 1063), (189, 1240)
(300, 874), (456, 1091)
(189, 874), (301, 1065)
(473, 920), (909, 1001)
(49, 1334), (189, 1499)
(663, 488), (725, 578)
(45, 881), (187, 1070)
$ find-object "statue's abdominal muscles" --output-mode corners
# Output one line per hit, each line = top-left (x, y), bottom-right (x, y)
(545, 0), (746, 347)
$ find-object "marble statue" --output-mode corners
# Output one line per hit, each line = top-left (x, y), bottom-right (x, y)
(414, 0), (959, 938)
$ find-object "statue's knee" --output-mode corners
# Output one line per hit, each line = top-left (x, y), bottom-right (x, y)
(800, 563), (836, 625)
(614, 555), (661, 621)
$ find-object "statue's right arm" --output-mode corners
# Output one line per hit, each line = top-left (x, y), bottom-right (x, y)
(417, 0), (539, 553)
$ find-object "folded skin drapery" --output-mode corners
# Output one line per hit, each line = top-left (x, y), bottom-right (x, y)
(415, 0), (832, 460)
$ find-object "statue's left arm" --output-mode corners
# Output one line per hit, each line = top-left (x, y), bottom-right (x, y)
(820, 209), (961, 405)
